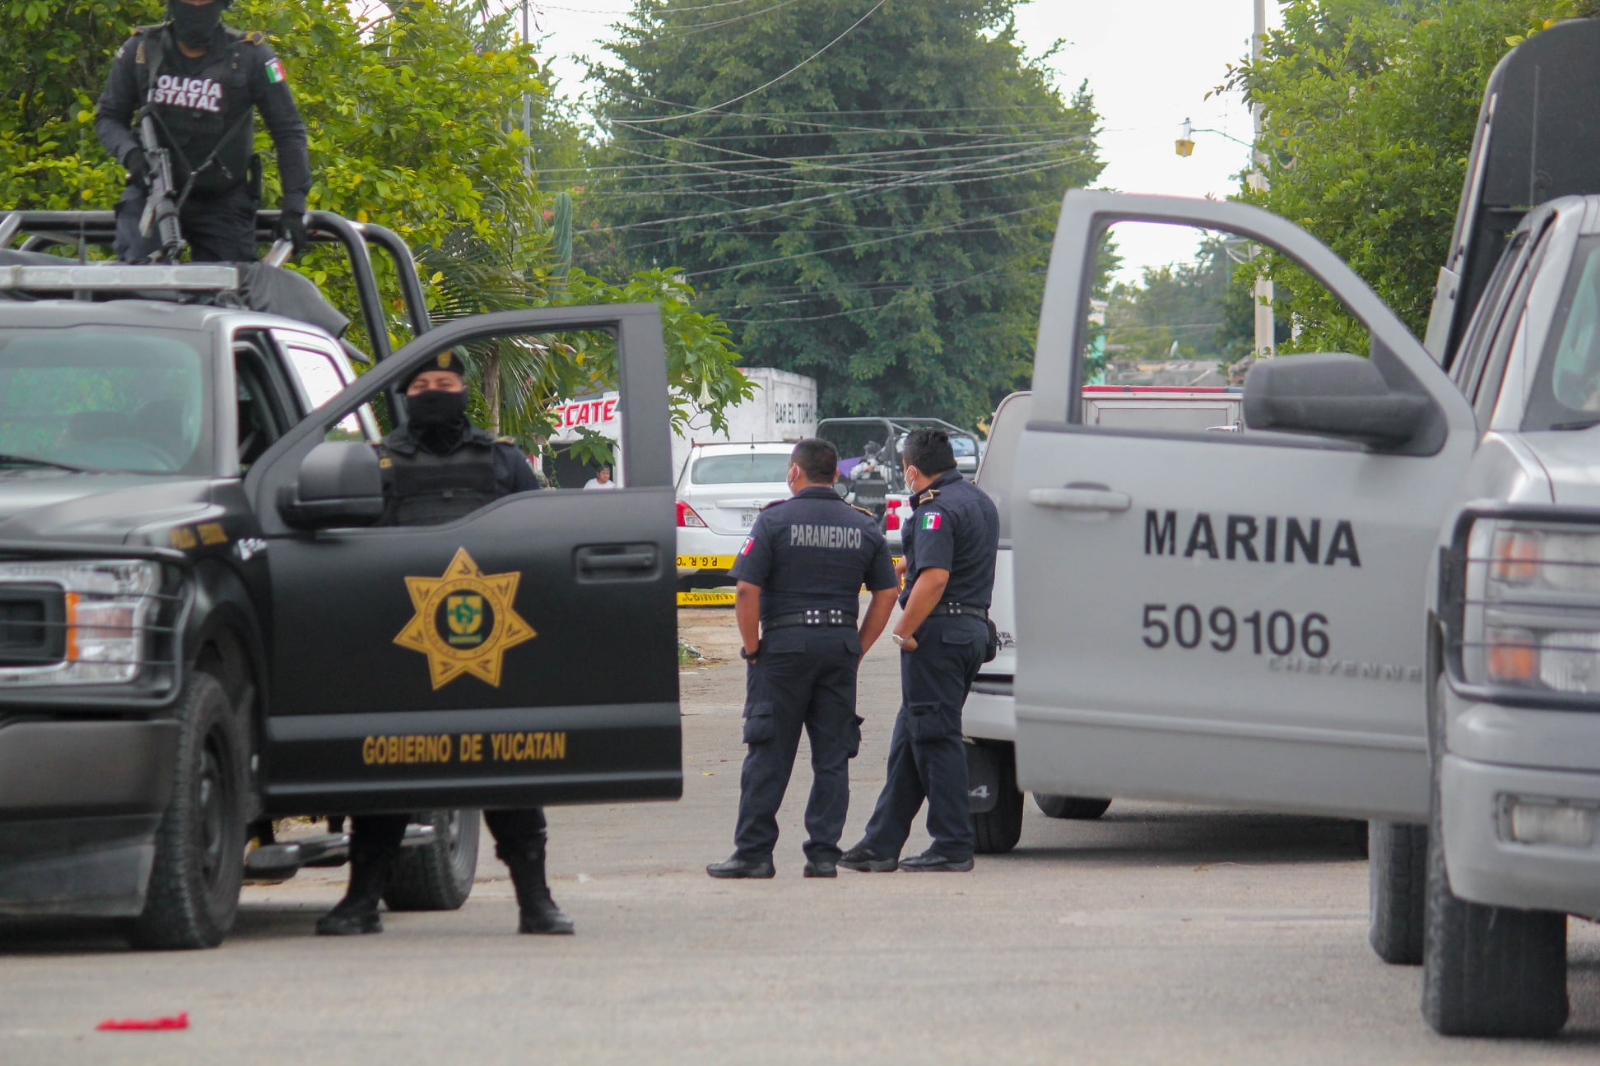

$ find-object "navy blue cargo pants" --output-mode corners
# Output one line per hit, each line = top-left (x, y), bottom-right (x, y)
(858, 614), (986, 862)
(114, 183), (259, 263)
(734, 625), (864, 865)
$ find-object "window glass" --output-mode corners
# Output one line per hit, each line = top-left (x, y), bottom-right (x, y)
(1451, 231), (1527, 395)
(1078, 221), (1371, 431)
(0, 326), (209, 474)
(236, 348), (289, 469)
(692, 453), (792, 485)
(1523, 237), (1600, 430)
(281, 343), (369, 440)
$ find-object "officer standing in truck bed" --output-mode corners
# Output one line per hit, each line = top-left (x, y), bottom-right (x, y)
(842, 427), (999, 873)
(95, 0), (311, 262)
(707, 438), (900, 879)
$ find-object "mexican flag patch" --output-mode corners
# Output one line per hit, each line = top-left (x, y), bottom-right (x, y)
(921, 513), (942, 531)
(264, 57), (287, 84)
(739, 537), (754, 556)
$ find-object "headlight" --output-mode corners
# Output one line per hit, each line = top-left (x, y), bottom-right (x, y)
(1462, 520), (1600, 695)
(0, 560), (161, 686)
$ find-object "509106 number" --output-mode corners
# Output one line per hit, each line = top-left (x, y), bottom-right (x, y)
(1141, 603), (1329, 658)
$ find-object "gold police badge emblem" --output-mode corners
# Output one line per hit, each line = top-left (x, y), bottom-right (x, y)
(394, 547), (535, 689)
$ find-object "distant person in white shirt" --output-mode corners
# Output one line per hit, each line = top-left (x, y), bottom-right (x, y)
(583, 465), (618, 490)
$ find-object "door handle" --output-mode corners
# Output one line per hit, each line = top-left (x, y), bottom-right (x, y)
(576, 547), (657, 571)
(1027, 487), (1132, 512)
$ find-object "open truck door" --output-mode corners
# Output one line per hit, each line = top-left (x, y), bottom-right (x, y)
(1010, 191), (1476, 821)
(244, 305), (681, 814)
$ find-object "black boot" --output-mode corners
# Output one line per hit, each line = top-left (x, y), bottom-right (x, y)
(316, 835), (398, 936)
(506, 851), (574, 935)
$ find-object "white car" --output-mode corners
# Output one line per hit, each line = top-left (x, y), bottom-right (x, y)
(675, 441), (795, 589)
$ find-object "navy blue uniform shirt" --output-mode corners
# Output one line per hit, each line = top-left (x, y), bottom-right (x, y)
(729, 485), (898, 621)
(901, 469), (1000, 608)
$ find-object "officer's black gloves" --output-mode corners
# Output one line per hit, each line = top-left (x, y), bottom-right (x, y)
(124, 150), (150, 188)
(275, 210), (309, 256)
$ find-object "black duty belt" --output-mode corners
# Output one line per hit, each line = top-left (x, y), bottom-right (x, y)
(765, 608), (856, 630)
(930, 602), (988, 620)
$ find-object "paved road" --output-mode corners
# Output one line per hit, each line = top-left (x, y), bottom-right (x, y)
(3, 607), (1597, 1064)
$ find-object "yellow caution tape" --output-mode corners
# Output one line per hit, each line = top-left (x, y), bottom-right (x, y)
(676, 555), (737, 570)
(677, 590), (736, 607)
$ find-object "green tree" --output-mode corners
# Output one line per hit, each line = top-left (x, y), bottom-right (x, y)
(1, 0), (749, 449)
(1230, 0), (1599, 354)
(589, 0), (1102, 427)
(1103, 238), (1256, 365)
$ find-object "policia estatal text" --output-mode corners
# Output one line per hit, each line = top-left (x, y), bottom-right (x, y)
(315, 353), (573, 936)
(842, 428), (1000, 873)
(95, 0), (311, 263)
(707, 439), (899, 879)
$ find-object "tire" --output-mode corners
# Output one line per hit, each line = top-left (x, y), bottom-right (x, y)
(1421, 788), (1568, 1035)
(383, 810), (480, 911)
(125, 672), (246, 950)
(1034, 794), (1112, 820)
(970, 745), (1023, 855)
(1368, 821), (1427, 965)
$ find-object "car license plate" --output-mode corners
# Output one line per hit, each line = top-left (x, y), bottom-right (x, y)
(740, 509), (758, 527)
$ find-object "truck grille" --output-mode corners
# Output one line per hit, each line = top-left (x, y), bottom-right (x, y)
(0, 587), (66, 667)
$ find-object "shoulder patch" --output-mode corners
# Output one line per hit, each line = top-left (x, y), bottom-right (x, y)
(850, 504), (874, 518)
(246, 30), (267, 45)
(914, 487), (941, 508)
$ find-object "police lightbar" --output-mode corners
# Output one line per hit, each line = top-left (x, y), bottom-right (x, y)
(0, 263), (240, 292)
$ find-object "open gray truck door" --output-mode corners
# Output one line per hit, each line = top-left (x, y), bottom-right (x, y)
(1011, 191), (1476, 821)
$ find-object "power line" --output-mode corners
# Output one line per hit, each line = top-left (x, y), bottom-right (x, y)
(612, 0), (889, 124)
(681, 201), (1058, 278)
(647, 0), (814, 40)
(720, 262), (1046, 324)
(590, 148), (1088, 233)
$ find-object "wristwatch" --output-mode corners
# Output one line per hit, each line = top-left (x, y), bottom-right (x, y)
(740, 646), (759, 661)
(891, 634), (908, 648)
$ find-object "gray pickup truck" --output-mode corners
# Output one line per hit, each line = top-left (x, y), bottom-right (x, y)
(1001, 18), (1600, 1038)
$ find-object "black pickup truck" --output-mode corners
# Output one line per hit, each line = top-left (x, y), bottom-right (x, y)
(0, 211), (681, 948)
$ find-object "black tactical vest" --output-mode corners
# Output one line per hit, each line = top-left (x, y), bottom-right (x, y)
(136, 25), (256, 196)
(379, 428), (501, 527)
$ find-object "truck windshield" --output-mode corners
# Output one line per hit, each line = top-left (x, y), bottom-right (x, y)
(1525, 237), (1600, 430)
(0, 327), (211, 474)
(692, 453), (791, 485)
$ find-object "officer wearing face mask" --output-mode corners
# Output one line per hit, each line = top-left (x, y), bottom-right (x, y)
(316, 351), (569, 937)
(95, 0), (311, 263)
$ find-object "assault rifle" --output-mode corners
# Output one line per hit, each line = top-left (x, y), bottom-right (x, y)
(136, 110), (186, 263)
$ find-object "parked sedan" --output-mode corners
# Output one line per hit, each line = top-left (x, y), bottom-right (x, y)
(675, 442), (795, 590)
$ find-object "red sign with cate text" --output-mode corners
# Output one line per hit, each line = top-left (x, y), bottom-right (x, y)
(552, 395), (618, 430)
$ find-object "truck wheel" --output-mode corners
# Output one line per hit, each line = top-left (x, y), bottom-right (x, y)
(125, 673), (245, 950)
(1368, 821), (1426, 965)
(1421, 799), (1568, 1035)
(1034, 794), (1111, 820)
(970, 744), (1023, 855)
(383, 810), (480, 911)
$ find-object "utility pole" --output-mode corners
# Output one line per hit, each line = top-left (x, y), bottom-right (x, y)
(521, 0), (534, 178)
(1249, 0), (1275, 358)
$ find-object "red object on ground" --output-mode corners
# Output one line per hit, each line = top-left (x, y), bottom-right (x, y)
(96, 1012), (188, 1031)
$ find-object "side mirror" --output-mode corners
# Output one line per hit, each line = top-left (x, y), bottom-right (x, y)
(1243, 353), (1431, 449)
(278, 441), (384, 530)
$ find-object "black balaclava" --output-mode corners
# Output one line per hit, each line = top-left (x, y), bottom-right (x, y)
(169, 0), (229, 49)
(406, 388), (469, 431)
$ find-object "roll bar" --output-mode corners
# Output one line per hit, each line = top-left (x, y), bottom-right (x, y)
(0, 209), (432, 362)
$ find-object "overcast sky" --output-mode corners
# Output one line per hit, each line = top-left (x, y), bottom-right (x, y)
(523, 0), (1281, 280)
